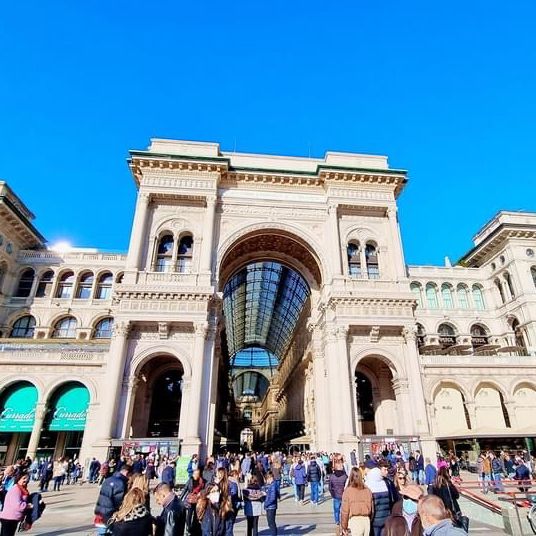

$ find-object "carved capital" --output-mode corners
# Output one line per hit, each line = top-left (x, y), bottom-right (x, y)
(158, 322), (169, 340)
(392, 378), (409, 395)
(402, 326), (417, 343)
(370, 326), (380, 343)
(113, 321), (131, 339)
(206, 195), (217, 206)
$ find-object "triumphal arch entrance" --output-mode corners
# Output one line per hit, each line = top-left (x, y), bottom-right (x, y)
(93, 138), (434, 460)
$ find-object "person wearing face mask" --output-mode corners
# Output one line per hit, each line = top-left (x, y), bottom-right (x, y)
(417, 495), (467, 535)
(154, 482), (186, 536)
(383, 484), (423, 536)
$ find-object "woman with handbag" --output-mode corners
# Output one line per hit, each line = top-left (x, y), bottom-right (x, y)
(185, 469), (205, 536)
(243, 476), (266, 536)
(0, 472), (32, 536)
(430, 467), (468, 532)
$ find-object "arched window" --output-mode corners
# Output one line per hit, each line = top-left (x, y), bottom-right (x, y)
(76, 272), (94, 299)
(472, 284), (485, 310)
(410, 282), (423, 308)
(156, 234), (174, 272)
(457, 284), (469, 309)
(347, 242), (361, 278)
(511, 318), (527, 353)
(0, 262), (7, 294)
(56, 271), (75, 299)
(425, 283), (439, 309)
(531, 266), (536, 289)
(495, 278), (505, 304)
(95, 272), (113, 300)
(471, 324), (489, 348)
(365, 243), (379, 279)
(52, 316), (77, 338)
(10, 315), (36, 338)
(438, 323), (456, 349)
(15, 269), (35, 297)
(504, 272), (515, 298)
(441, 284), (454, 309)
(416, 323), (426, 348)
(115, 272), (124, 284)
(94, 317), (113, 339)
(177, 235), (194, 273)
(35, 270), (54, 298)
(346, 242), (361, 279)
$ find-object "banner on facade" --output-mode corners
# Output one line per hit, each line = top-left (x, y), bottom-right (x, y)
(0, 384), (38, 432)
(49, 385), (89, 431)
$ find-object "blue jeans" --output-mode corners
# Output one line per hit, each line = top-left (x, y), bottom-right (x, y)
(493, 472), (504, 492)
(332, 497), (342, 524)
(266, 508), (277, 536)
(310, 481), (319, 504)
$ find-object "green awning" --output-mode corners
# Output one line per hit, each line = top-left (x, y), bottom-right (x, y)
(0, 384), (38, 432)
(49, 385), (89, 431)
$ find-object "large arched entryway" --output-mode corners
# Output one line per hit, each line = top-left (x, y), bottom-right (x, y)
(130, 355), (184, 439)
(215, 230), (323, 450)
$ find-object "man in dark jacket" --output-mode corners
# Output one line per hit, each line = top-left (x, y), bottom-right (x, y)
(154, 483), (186, 536)
(162, 461), (176, 488)
(94, 464), (132, 529)
(307, 455), (322, 505)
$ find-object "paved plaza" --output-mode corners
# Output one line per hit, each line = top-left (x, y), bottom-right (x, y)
(27, 480), (507, 536)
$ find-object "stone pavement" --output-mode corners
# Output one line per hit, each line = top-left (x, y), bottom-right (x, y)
(26, 480), (507, 535)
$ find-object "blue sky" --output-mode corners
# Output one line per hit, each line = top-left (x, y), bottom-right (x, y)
(1, 1), (535, 265)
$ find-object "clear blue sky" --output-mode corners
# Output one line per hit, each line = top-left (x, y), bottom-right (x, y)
(1, 1), (535, 265)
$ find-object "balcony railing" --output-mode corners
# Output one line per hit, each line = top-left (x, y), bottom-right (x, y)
(0, 341), (108, 365)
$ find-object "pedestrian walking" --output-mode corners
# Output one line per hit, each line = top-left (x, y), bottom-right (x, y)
(263, 472), (278, 536)
(365, 462), (392, 536)
(243, 476), (265, 536)
(0, 472), (32, 536)
(154, 482), (186, 536)
(292, 459), (307, 504)
(107, 487), (153, 535)
(329, 458), (348, 532)
(383, 483), (423, 536)
(307, 455), (322, 505)
(341, 467), (373, 536)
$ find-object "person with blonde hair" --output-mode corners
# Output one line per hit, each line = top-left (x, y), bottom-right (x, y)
(108, 487), (153, 535)
(341, 467), (373, 536)
(129, 473), (151, 512)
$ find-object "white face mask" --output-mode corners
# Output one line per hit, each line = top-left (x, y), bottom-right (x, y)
(209, 491), (220, 505)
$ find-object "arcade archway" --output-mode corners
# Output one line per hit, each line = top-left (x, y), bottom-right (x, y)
(215, 230), (322, 450)
(130, 355), (184, 438)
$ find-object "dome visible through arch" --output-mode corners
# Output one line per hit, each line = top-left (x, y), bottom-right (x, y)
(222, 261), (310, 371)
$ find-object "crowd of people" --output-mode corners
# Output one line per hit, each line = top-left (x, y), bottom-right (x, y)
(0, 446), (534, 535)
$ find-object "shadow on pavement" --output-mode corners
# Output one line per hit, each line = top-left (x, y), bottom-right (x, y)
(37, 525), (94, 536)
(260, 527), (316, 535)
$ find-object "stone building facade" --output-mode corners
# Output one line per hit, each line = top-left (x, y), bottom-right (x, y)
(0, 139), (534, 466)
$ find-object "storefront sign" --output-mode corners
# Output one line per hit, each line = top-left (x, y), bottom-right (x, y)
(0, 384), (38, 432)
(49, 385), (89, 431)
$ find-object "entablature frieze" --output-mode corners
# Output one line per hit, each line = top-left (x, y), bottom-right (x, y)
(325, 296), (415, 319)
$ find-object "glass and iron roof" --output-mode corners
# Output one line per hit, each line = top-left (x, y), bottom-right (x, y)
(232, 371), (270, 400)
(223, 261), (310, 365)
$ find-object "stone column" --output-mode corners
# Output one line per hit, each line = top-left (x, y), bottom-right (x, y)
(464, 401), (477, 429)
(325, 325), (356, 452)
(26, 402), (46, 460)
(182, 322), (209, 453)
(392, 378), (412, 434)
(504, 401), (518, 429)
(386, 207), (407, 279)
(328, 204), (343, 277)
(125, 192), (150, 272)
(402, 327), (432, 436)
(97, 321), (131, 441)
(200, 196), (217, 273)
(120, 377), (139, 439)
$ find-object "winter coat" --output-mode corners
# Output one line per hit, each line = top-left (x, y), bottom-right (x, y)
(424, 519), (467, 536)
(430, 484), (460, 516)
(340, 486), (373, 530)
(162, 466), (175, 487)
(0, 484), (29, 521)
(384, 501), (422, 536)
(263, 482), (278, 510)
(329, 470), (348, 499)
(243, 486), (265, 517)
(154, 494), (186, 536)
(307, 461), (322, 482)
(110, 505), (153, 535)
(425, 464), (437, 485)
(94, 473), (129, 522)
(199, 503), (225, 536)
(415, 455), (424, 471)
(371, 491), (392, 530)
(293, 463), (307, 485)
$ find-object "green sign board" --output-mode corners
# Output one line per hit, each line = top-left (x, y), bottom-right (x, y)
(49, 385), (89, 431)
(175, 456), (190, 486)
(0, 384), (38, 432)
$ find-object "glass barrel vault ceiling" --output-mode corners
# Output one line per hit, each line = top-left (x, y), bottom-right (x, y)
(223, 262), (310, 369)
